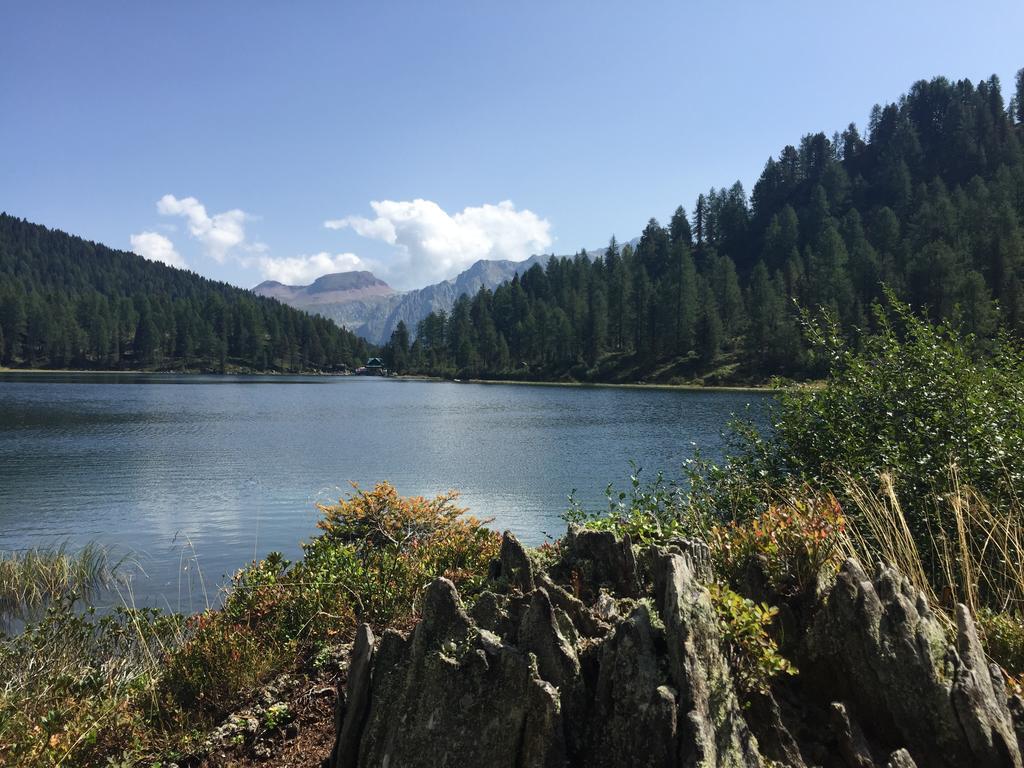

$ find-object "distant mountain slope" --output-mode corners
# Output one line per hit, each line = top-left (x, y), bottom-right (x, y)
(254, 271), (398, 335)
(359, 252), (556, 344)
(0, 214), (374, 372)
(254, 243), (636, 344)
(255, 271), (395, 303)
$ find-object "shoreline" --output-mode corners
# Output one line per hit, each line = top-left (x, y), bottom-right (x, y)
(395, 374), (785, 393)
(0, 367), (349, 377)
(0, 367), (791, 393)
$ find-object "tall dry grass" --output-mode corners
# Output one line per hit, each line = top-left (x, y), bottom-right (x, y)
(839, 467), (1024, 625)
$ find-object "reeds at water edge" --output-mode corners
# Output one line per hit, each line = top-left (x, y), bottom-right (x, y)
(0, 541), (126, 625)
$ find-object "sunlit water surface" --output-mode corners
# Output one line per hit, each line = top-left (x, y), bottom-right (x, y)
(0, 373), (770, 611)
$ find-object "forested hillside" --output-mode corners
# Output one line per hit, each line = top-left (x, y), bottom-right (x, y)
(0, 215), (373, 372)
(386, 70), (1024, 383)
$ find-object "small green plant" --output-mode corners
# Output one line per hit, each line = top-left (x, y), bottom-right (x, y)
(530, 539), (564, 572)
(159, 610), (284, 720)
(262, 702), (291, 731)
(564, 462), (711, 545)
(979, 609), (1024, 679)
(708, 583), (796, 699)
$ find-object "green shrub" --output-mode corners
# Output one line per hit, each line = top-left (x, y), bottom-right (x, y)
(159, 611), (286, 721)
(708, 583), (796, 699)
(316, 482), (501, 626)
(979, 609), (1024, 678)
(0, 604), (180, 766)
(767, 295), (1024, 543)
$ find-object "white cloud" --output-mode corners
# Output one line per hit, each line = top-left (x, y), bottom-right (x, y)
(156, 194), (248, 262)
(130, 231), (186, 268)
(325, 199), (552, 287)
(325, 214), (395, 241)
(257, 252), (369, 285)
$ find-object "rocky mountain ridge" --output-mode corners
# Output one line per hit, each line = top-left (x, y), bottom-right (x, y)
(253, 272), (398, 337)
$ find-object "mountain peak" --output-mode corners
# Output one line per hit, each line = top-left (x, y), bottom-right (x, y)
(308, 271), (392, 294)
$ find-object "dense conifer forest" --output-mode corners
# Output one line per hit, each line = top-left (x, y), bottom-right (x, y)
(0, 215), (373, 372)
(384, 70), (1024, 383)
(3, 70), (1023, 382)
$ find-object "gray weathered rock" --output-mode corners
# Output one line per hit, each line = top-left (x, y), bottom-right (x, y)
(806, 558), (1021, 768)
(659, 553), (763, 767)
(328, 624), (374, 768)
(331, 535), (766, 767)
(536, 572), (607, 638)
(829, 701), (876, 768)
(333, 579), (565, 768)
(744, 691), (807, 768)
(494, 530), (536, 592)
(885, 748), (918, 768)
(519, 587), (580, 691)
(583, 603), (678, 767)
(952, 604), (1020, 765)
(560, 525), (640, 598)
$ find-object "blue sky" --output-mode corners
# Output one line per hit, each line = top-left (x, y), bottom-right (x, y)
(2, 1), (1022, 290)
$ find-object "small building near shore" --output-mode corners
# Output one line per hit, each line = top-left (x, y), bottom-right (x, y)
(360, 357), (387, 376)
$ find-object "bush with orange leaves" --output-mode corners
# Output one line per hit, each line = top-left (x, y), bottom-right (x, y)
(708, 492), (846, 597)
(314, 482), (501, 628)
(158, 482), (499, 731)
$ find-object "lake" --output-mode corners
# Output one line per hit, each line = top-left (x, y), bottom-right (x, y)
(0, 373), (770, 612)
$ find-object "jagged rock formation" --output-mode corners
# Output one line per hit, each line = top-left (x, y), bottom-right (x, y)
(326, 530), (1024, 768)
(803, 559), (1021, 767)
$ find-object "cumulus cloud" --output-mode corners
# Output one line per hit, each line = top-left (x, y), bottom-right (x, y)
(257, 252), (369, 285)
(130, 231), (186, 268)
(324, 199), (552, 287)
(156, 194), (247, 262)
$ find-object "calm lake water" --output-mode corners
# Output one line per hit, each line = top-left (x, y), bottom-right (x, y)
(0, 373), (770, 612)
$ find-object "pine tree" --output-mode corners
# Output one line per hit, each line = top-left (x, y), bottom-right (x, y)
(385, 320), (411, 373)
(1014, 68), (1024, 124)
(695, 278), (723, 365)
(694, 194), (707, 245)
(712, 255), (745, 340)
(586, 278), (608, 366)
(675, 245), (698, 353)
(636, 219), (671, 279)
(670, 206), (693, 248)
